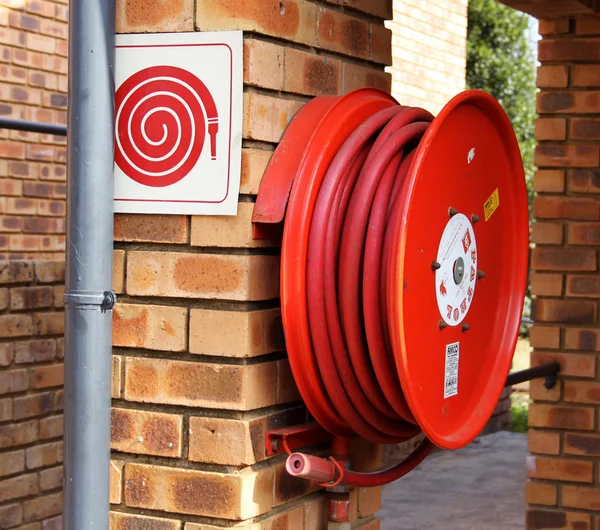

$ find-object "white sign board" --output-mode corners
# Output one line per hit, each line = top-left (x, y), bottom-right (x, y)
(114, 31), (242, 215)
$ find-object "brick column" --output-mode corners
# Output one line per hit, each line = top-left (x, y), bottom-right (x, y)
(527, 16), (600, 530)
(110, 1), (392, 529)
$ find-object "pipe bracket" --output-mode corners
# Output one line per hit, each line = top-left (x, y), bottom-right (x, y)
(64, 290), (117, 312)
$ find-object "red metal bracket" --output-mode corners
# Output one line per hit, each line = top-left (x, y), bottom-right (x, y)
(266, 422), (332, 457)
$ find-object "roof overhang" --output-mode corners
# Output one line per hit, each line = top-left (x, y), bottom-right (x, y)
(497, 0), (600, 19)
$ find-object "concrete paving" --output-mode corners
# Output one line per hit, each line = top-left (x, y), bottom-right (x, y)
(380, 431), (527, 530)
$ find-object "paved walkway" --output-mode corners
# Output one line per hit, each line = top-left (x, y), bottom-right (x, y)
(380, 431), (527, 530)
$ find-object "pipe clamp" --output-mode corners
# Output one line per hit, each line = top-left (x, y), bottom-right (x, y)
(64, 290), (117, 312)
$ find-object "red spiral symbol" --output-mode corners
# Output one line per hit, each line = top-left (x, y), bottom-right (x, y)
(115, 65), (217, 187)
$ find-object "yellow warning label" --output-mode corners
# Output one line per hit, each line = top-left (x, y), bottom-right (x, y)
(484, 188), (500, 221)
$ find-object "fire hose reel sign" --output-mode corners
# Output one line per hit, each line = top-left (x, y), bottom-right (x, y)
(114, 31), (242, 215)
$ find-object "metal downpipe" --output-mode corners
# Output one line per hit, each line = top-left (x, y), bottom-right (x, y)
(63, 0), (116, 528)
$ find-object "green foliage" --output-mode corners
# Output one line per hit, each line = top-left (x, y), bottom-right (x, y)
(466, 0), (537, 208)
(510, 393), (530, 433)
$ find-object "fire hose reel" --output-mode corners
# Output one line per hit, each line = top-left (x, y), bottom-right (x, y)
(252, 89), (528, 488)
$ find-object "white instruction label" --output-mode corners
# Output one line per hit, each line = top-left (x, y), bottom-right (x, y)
(444, 342), (459, 399)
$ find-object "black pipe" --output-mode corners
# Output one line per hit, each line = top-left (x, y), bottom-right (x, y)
(505, 361), (560, 390)
(0, 117), (67, 136)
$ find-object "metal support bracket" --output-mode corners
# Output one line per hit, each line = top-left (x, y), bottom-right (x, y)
(505, 361), (560, 390)
(266, 421), (332, 457)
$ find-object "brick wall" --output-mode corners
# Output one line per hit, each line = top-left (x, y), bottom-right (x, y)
(108, 1), (392, 529)
(0, 260), (64, 529)
(527, 16), (600, 530)
(388, 0), (468, 113)
(0, 0), (68, 260)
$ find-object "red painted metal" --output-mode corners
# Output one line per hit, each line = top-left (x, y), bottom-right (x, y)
(266, 422), (332, 457)
(256, 88), (528, 487)
(389, 91), (528, 449)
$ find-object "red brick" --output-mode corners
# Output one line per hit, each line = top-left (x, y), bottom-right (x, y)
(188, 406), (304, 466)
(571, 118), (600, 140)
(531, 223), (563, 245)
(244, 38), (284, 90)
(116, 0), (194, 32)
(535, 143), (599, 168)
(565, 432), (600, 456)
(0, 420), (38, 449)
(10, 286), (53, 310)
(191, 203), (278, 248)
(284, 47), (341, 96)
(568, 222), (600, 245)
(526, 509), (590, 530)
(525, 481), (557, 507)
(126, 251), (280, 301)
(112, 356), (122, 399)
(370, 23), (392, 65)
(537, 91), (600, 116)
(14, 340), (55, 364)
(39, 414), (62, 440)
(243, 91), (304, 143)
(196, 0), (317, 47)
(529, 326), (560, 349)
(563, 486), (600, 510)
(13, 391), (61, 420)
(32, 312), (64, 335)
(30, 364), (63, 389)
(113, 249), (125, 294)
(577, 16), (600, 35)
(565, 328), (600, 351)
(566, 275), (600, 297)
(528, 456), (593, 483)
(0, 449), (25, 477)
(528, 403), (594, 430)
(532, 352), (596, 378)
(241, 148), (271, 195)
(572, 64), (600, 87)
(114, 214), (188, 243)
(0, 503), (22, 529)
(537, 65), (569, 88)
(111, 408), (182, 458)
(0, 342), (14, 366)
(530, 273), (563, 296)
(358, 487), (382, 517)
(535, 118), (566, 141)
(39, 18), (67, 39)
(124, 462), (273, 519)
(39, 465), (62, 491)
(25, 441), (62, 470)
(26, 0), (57, 19)
(110, 512), (180, 530)
(124, 357), (285, 411)
(22, 491), (61, 522)
(110, 460), (123, 505)
(533, 196), (599, 220)
(528, 430), (560, 455)
(539, 19), (570, 35)
(0, 368), (29, 394)
(113, 303), (187, 352)
(540, 38), (600, 62)
(564, 380), (600, 405)
(189, 308), (284, 358)
(531, 247), (596, 272)
(342, 62), (391, 93)
(0, 473), (38, 503)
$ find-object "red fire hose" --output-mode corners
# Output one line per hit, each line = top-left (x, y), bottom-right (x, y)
(253, 89), (528, 488)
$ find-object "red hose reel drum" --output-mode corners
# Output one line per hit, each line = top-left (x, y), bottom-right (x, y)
(253, 89), (528, 456)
